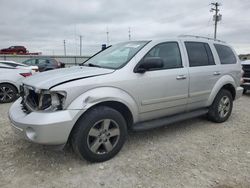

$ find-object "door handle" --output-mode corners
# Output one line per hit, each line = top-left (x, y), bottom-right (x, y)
(213, 71), (221, 76)
(176, 75), (187, 80)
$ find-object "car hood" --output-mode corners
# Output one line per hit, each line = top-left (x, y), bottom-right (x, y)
(23, 66), (115, 89)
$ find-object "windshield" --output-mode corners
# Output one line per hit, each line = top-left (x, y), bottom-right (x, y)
(84, 41), (149, 69)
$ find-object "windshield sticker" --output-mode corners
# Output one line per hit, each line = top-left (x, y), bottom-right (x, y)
(124, 44), (141, 48)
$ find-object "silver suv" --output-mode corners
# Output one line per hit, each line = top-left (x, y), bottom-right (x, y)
(9, 36), (243, 162)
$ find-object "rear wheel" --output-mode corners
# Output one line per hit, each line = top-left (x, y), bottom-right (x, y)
(208, 89), (233, 123)
(71, 106), (127, 162)
(0, 83), (18, 103)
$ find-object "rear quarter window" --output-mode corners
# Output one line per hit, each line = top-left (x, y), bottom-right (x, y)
(214, 44), (236, 64)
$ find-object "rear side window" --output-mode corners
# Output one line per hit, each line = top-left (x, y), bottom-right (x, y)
(185, 42), (215, 67)
(214, 44), (236, 64)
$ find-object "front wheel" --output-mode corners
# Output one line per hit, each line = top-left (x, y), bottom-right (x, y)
(208, 89), (233, 123)
(71, 106), (127, 162)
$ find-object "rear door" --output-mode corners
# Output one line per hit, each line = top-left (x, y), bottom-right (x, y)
(183, 41), (220, 110)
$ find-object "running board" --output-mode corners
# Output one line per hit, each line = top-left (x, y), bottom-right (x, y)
(132, 108), (208, 131)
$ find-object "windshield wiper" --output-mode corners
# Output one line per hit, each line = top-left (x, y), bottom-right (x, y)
(87, 63), (101, 68)
(79, 45), (112, 66)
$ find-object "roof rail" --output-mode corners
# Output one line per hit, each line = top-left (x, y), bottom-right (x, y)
(178, 35), (225, 43)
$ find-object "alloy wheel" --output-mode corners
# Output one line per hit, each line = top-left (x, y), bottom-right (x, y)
(87, 119), (120, 155)
(218, 96), (231, 118)
(0, 85), (15, 103)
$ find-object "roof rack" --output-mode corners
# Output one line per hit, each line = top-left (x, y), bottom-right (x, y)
(178, 35), (225, 43)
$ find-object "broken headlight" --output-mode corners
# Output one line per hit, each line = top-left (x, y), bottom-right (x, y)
(38, 90), (66, 111)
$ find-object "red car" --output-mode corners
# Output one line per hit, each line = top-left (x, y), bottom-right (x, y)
(0, 46), (27, 54)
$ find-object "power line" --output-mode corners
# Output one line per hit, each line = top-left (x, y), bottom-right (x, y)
(210, 2), (222, 39)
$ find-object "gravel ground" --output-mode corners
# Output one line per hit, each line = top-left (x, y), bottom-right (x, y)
(0, 95), (250, 188)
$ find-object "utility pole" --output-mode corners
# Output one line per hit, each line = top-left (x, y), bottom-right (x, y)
(211, 2), (222, 39)
(63, 40), (66, 56)
(128, 27), (131, 41)
(79, 35), (82, 56)
(106, 27), (109, 46)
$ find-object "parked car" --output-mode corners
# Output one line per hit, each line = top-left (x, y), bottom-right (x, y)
(0, 64), (32, 103)
(9, 36), (243, 162)
(241, 60), (250, 94)
(22, 58), (65, 72)
(0, 60), (39, 73)
(0, 46), (27, 54)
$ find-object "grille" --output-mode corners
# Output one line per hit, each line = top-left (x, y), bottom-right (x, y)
(242, 65), (250, 78)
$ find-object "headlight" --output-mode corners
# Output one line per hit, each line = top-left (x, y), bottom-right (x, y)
(39, 90), (67, 111)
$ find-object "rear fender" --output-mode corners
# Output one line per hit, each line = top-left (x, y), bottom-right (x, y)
(207, 75), (236, 106)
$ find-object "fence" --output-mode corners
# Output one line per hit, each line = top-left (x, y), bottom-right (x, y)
(0, 55), (91, 66)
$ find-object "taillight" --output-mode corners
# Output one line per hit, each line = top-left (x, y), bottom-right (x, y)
(20, 72), (32, 77)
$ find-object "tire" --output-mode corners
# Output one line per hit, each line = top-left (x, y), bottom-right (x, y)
(0, 83), (18, 103)
(208, 89), (233, 123)
(243, 89), (247, 94)
(71, 106), (127, 162)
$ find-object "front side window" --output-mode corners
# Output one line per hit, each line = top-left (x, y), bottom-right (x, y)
(143, 42), (182, 69)
(185, 42), (215, 67)
(85, 41), (148, 69)
(214, 44), (236, 64)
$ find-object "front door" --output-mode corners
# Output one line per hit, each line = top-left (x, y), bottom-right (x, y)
(133, 42), (189, 121)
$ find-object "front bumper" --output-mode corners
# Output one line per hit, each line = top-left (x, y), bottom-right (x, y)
(8, 98), (84, 145)
(241, 83), (250, 90)
(235, 86), (244, 99)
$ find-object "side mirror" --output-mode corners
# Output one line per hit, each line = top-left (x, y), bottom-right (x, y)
(135, 57), (164, 73)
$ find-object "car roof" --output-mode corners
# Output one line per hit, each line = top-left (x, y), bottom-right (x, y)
(0, 60), (27, 66)
(0, 64), (15, 69)
(147, 35), (227, 45)
(0, 60), (18, 63)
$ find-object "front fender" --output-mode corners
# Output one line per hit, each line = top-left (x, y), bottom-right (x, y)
(207, 75), (236, 106)
(67, 87), (139, 122)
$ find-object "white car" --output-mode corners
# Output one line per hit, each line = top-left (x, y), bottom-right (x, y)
(0, 64), (32, 103)
(0, 60), (39, 73)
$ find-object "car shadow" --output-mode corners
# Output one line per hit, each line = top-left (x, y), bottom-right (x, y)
(5, 115), (210, 170)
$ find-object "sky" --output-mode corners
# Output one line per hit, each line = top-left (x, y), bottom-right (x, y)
(0, 0), (250, 56)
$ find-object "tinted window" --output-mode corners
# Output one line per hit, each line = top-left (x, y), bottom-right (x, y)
(185, 42), (215, 67)
(144, 42), (182, 69)
(23, 59), (37, 65)
(214, 44), (236, 64)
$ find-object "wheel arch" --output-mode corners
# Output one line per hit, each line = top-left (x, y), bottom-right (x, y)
(67, 98), (136, 145)
(67, 86), (139, 131)
(207, 75), (236, 106)
(0, 82), (19, 92)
